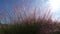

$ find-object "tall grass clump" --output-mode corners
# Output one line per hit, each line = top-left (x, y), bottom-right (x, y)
(0, 0), (60, 34)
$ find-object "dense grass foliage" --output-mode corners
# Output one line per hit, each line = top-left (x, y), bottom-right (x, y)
(0, 20), (60, 34)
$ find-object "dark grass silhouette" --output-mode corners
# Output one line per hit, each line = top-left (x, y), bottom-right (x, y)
(0, 19), (60, 34)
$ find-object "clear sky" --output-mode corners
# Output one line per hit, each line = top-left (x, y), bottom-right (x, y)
(0, 0), (37, 24)
(0, 0), (60, 23)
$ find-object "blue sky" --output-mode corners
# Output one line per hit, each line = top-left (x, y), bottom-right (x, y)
(0, 0), (60, 23)
(0, 0), (37, 23)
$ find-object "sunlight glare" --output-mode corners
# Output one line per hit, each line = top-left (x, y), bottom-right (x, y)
(49, 0), (60, 12)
